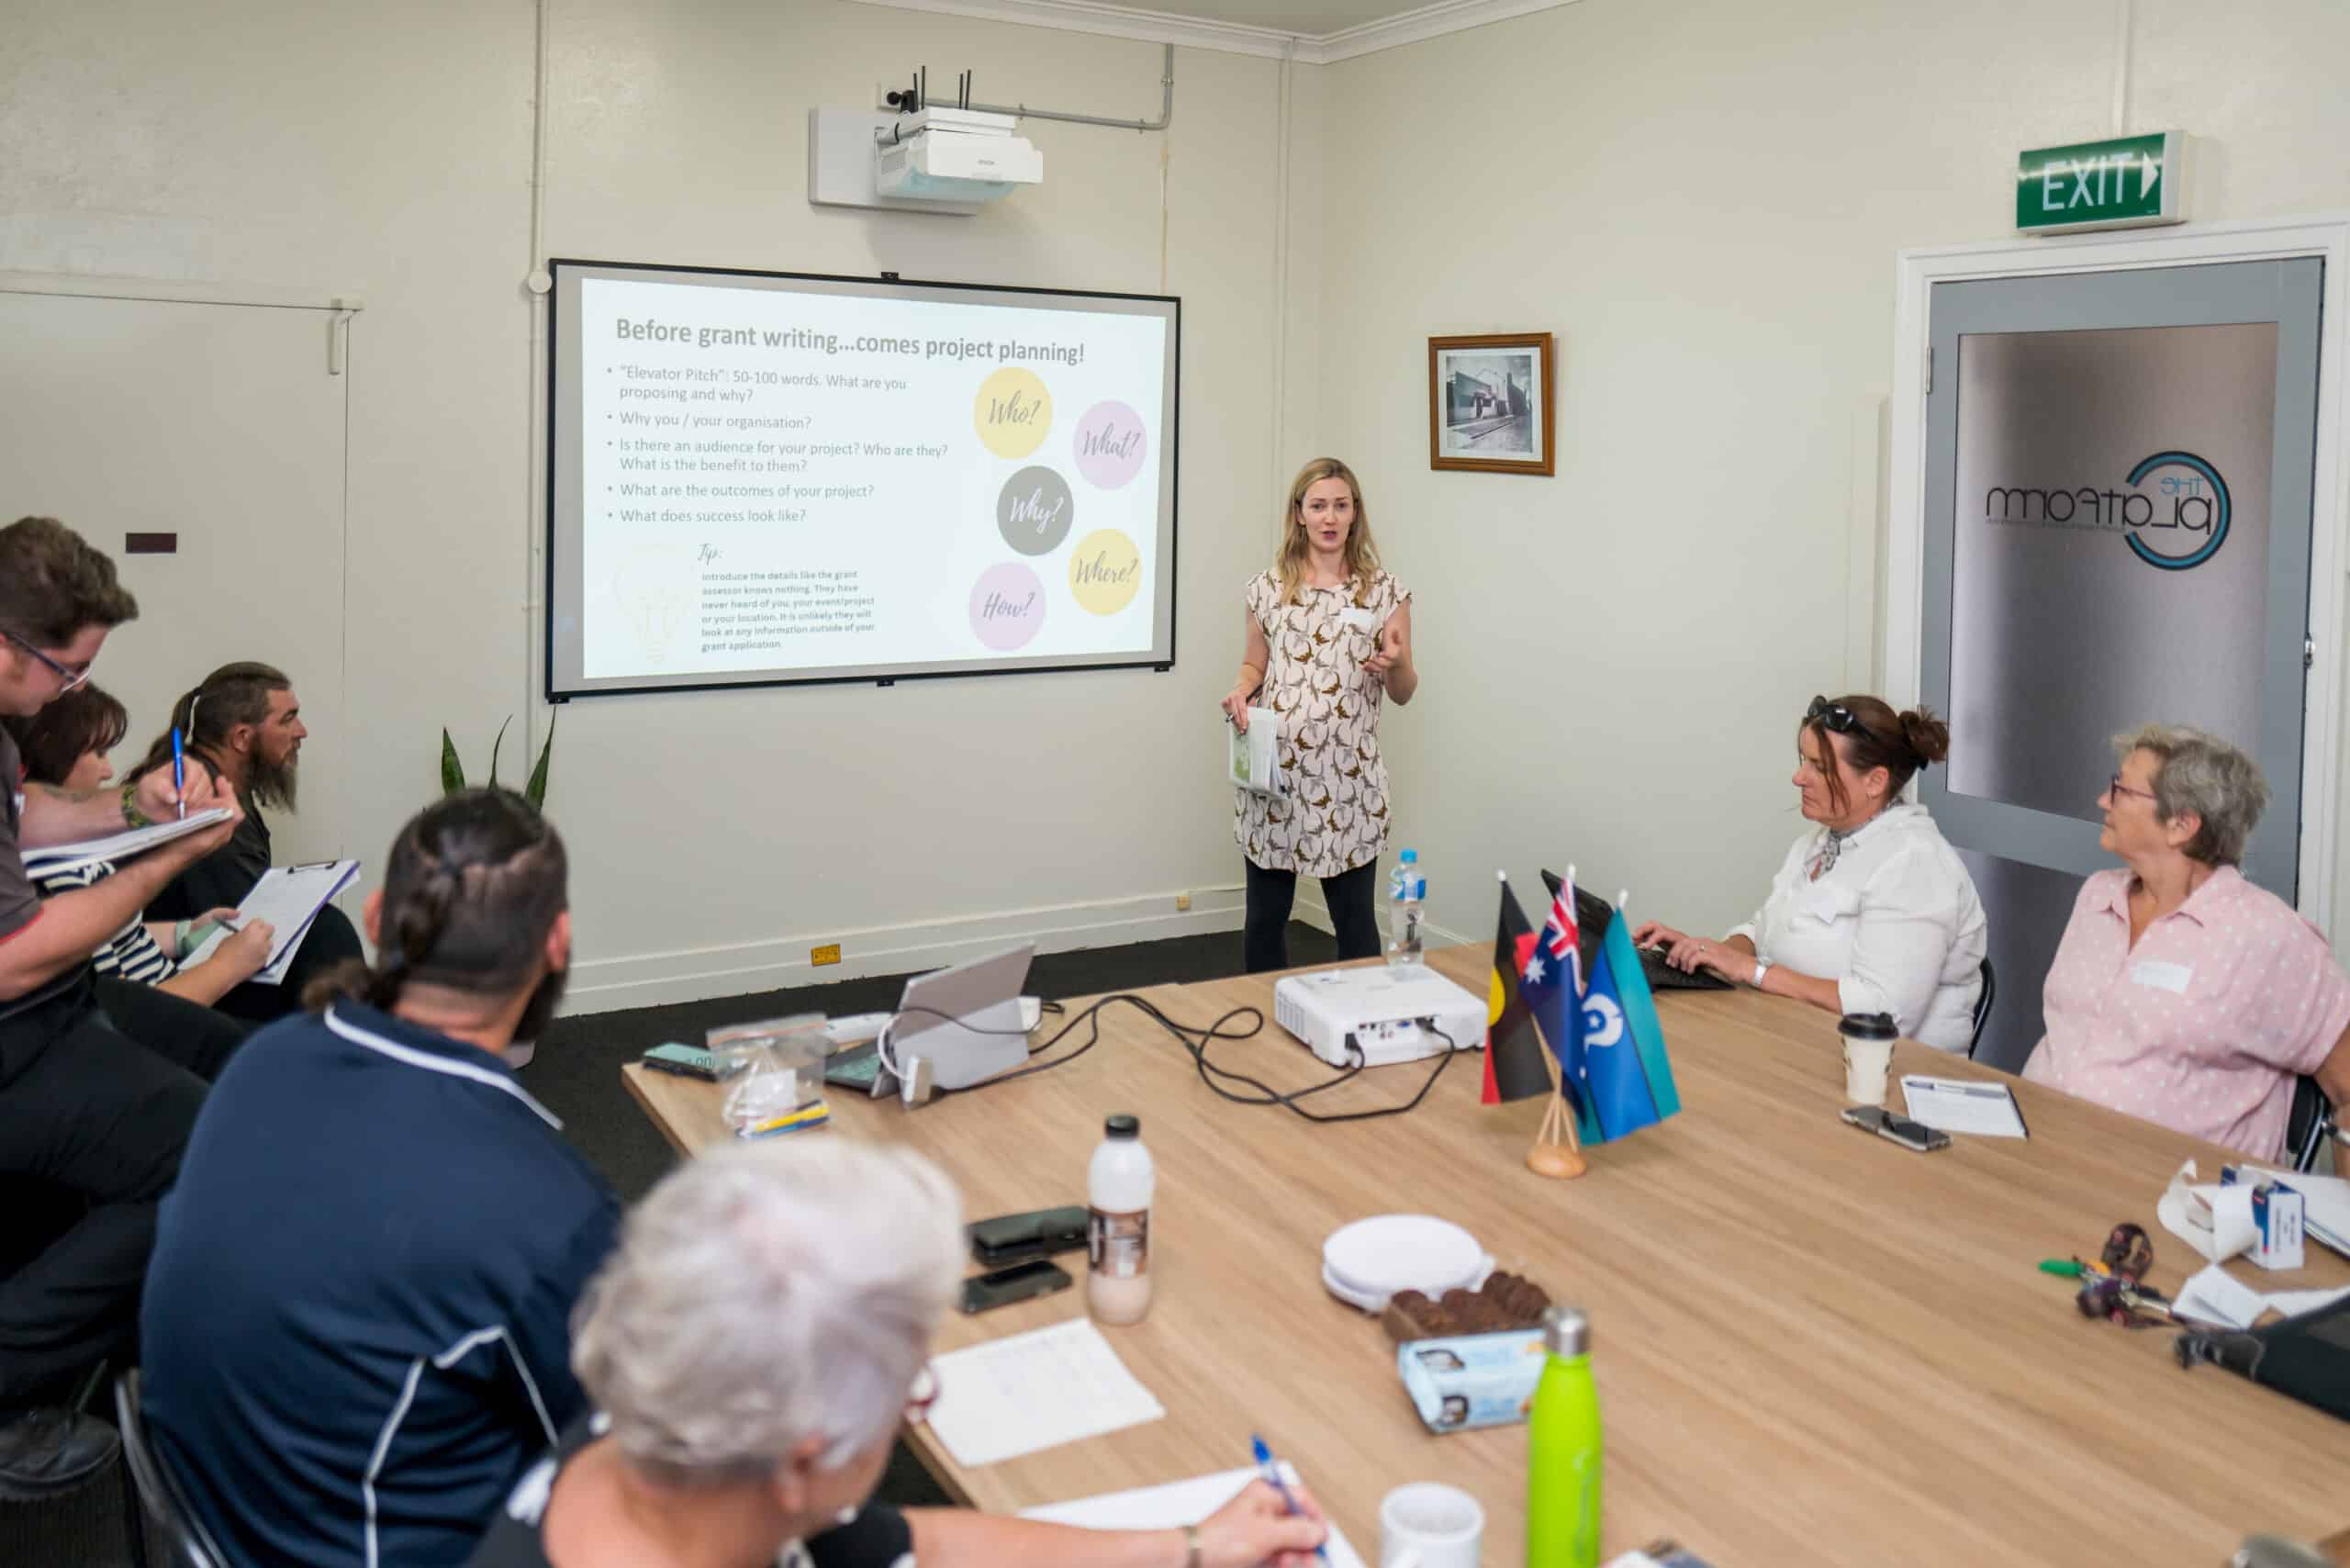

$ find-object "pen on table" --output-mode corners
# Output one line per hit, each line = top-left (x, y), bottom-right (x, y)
(171, 727), (185, 820)
(1248, 1435), (1328, 1562)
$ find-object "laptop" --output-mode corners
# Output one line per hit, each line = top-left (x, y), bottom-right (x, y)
(1539, 869), (1730, 992)
(887, 943), (1036, 1091)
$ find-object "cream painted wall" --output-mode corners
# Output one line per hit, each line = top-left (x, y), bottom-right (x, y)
(14, 0), (2350, 1010)
(0, 0), (1313, 1009)
(1311, 0), (2350, 950)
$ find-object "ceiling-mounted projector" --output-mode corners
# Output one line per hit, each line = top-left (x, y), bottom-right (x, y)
(874, 106), (1043, 205)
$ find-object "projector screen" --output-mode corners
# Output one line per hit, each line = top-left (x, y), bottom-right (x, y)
(546, 260), (1180, 698)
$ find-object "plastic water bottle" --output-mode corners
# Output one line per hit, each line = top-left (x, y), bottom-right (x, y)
(1526, 1305), (1603, 1568)
(1386, 848), (1427, 968)
(1086, 1114), (1155, 1327)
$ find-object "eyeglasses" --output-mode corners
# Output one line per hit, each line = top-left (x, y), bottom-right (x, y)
(2107, 774), (2158, 804)
(1, 628), (92, 694)
(904, 1366), (939, 1425)
(1806, 695), (1863, 734)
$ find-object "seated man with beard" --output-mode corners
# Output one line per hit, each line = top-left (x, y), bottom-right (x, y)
(140, 789), (619, 1568)
(135, 661), (364, 1021)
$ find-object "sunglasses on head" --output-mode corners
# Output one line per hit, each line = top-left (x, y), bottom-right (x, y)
(1806, 695), (1863, 734)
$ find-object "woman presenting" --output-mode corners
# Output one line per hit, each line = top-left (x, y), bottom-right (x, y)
(1223, 458), (1416, 972)
(1634, 694), (1987, 1052)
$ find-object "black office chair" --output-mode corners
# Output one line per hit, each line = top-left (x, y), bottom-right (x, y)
(114, 1370), (228, 1568)
(1967, 958), (1996, 1060)
(2284, 1074), (2338, 1175)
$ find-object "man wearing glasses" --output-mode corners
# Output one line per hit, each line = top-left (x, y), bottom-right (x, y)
(0, 516), (241, 1498)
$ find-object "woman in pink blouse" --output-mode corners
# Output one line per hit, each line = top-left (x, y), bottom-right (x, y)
(2023, 724), (2350, 1159)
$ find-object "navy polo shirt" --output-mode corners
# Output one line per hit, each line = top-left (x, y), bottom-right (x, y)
(140, 1002), (621, 1568)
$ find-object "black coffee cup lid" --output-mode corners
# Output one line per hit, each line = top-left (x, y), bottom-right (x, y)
(1838, 1012), (1899, 1041)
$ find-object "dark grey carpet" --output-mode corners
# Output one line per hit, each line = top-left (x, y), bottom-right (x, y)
(3, 923), (1333, 1566)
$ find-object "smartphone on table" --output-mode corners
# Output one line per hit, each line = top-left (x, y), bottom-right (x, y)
(959, 1259), (1073, 1315)
(643, 1043), (718, 1080)
(1840, 1103), (1952, 1152)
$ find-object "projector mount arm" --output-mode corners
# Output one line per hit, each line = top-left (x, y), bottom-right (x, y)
(880, 44), (1174, 135)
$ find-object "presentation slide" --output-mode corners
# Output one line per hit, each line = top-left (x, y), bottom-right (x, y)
(547, 261), (1179, 697)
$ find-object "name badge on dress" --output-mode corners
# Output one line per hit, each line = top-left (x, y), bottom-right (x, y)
(2129, 959), (2193, 995)
(1337, 607), (1381, 633)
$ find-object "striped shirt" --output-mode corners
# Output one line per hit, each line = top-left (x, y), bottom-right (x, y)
(33, 859), (179, 984)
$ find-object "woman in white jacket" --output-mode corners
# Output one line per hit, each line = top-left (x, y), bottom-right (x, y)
(1635, 694), (1988, 1053)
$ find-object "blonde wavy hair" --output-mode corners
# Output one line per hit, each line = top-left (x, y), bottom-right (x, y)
(1273, 457), (1382, 606)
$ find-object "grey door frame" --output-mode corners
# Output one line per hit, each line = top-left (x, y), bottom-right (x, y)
(1887, 217), (2350, 931)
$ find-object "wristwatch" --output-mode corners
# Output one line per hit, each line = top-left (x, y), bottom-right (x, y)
(1751, 958), (1773, 989)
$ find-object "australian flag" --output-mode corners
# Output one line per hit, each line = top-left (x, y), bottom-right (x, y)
(1516, 871), (1601, 1144)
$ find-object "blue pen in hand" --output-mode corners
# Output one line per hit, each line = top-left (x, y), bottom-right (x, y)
(1249, 1435), (1328, 1562)
(171, 726), (185, 821)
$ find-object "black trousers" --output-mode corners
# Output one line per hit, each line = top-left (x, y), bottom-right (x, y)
(208, 902), (364, 1025)
(0, 978), (248, 1405)
(1243, 858), (1383, 973)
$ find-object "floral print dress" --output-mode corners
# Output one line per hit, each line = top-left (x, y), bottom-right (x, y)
(1233, 568), (1410, 879)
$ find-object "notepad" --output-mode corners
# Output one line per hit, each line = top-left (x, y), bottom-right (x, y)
(1226, 710), (1283, 798)
(184, 860), (361, 984)
(923, 1317), (1163, 1468)
(1899, 1075), (2029, 1138)
(1024, 1464), (1368, 1568)
(20, 809), (234, 878)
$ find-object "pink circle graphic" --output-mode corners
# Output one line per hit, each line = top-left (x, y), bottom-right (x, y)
(1073, 401), (1147, 489)
(969, 563), (1046, 651)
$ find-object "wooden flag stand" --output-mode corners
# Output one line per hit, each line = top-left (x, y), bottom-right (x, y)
(1523, 1011), (1586, 1180)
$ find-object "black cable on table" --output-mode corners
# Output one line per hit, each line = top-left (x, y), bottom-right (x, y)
(888, 999), (1462, 1123)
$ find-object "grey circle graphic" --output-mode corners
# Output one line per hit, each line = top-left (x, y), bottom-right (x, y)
(996, 466), (1076, 556)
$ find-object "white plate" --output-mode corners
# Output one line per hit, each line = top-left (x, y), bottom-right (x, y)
(1321, 1215), (1489, 1311)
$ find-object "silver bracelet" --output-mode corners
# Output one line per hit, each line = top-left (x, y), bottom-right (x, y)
(1751, 958), (1772, 990)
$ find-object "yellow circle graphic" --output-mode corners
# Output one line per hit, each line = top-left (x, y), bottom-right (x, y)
(1068, 529), (1142, 616)
(975, 367), (1052, 459)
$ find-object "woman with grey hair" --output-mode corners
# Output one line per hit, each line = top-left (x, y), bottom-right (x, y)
(2023, 724), (2350, 1159)
(467, 1139), (1327, 1568)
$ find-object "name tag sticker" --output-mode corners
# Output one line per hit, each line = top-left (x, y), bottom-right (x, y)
(2131, 960), (2193, 995)
(1338, 607), (1381, 633)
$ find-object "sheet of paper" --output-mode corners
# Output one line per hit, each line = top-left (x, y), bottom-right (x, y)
(183, 860), (361, 983)
(923, 1317), (1164, 1469)
(1898, 1075), (2028, 1137)
(1023, 1463), (1368, 1568)
(2174, 1263), (2266, 1329)
(20, 808), (234, 877)
(2259, 1285), (2350, 1319)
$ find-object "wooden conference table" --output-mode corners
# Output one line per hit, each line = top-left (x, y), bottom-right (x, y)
(621, 944), (2350, 1565)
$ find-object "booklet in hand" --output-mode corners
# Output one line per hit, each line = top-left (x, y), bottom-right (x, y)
(20, 808), (236, 879)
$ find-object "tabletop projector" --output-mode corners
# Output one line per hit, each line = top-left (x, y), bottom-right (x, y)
(1272, 966), (1487, 1069)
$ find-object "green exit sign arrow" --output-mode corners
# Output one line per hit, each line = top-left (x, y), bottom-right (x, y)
(2017, 131), (2185, 234)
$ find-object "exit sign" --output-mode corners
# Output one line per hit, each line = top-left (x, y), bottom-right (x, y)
(2017, 131), (2185, 234)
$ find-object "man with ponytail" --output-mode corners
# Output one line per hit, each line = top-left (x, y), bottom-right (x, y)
(140, 788), (620, 1568)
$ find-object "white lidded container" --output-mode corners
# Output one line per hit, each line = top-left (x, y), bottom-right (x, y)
(1087, 1114), (1155, 1325)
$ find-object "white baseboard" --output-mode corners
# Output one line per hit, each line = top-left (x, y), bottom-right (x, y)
(559, 884), (1247, 1015)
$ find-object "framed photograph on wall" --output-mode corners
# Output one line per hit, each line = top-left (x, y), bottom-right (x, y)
(1428, 332), (1555, 476)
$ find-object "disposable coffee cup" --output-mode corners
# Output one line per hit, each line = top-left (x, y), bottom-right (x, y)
(1839, 1012), (1898, 1104)
(1379, 1482), (1483, 1568)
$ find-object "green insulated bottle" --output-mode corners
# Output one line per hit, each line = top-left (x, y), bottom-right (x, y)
(1526, 1305), (1602, 1568)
